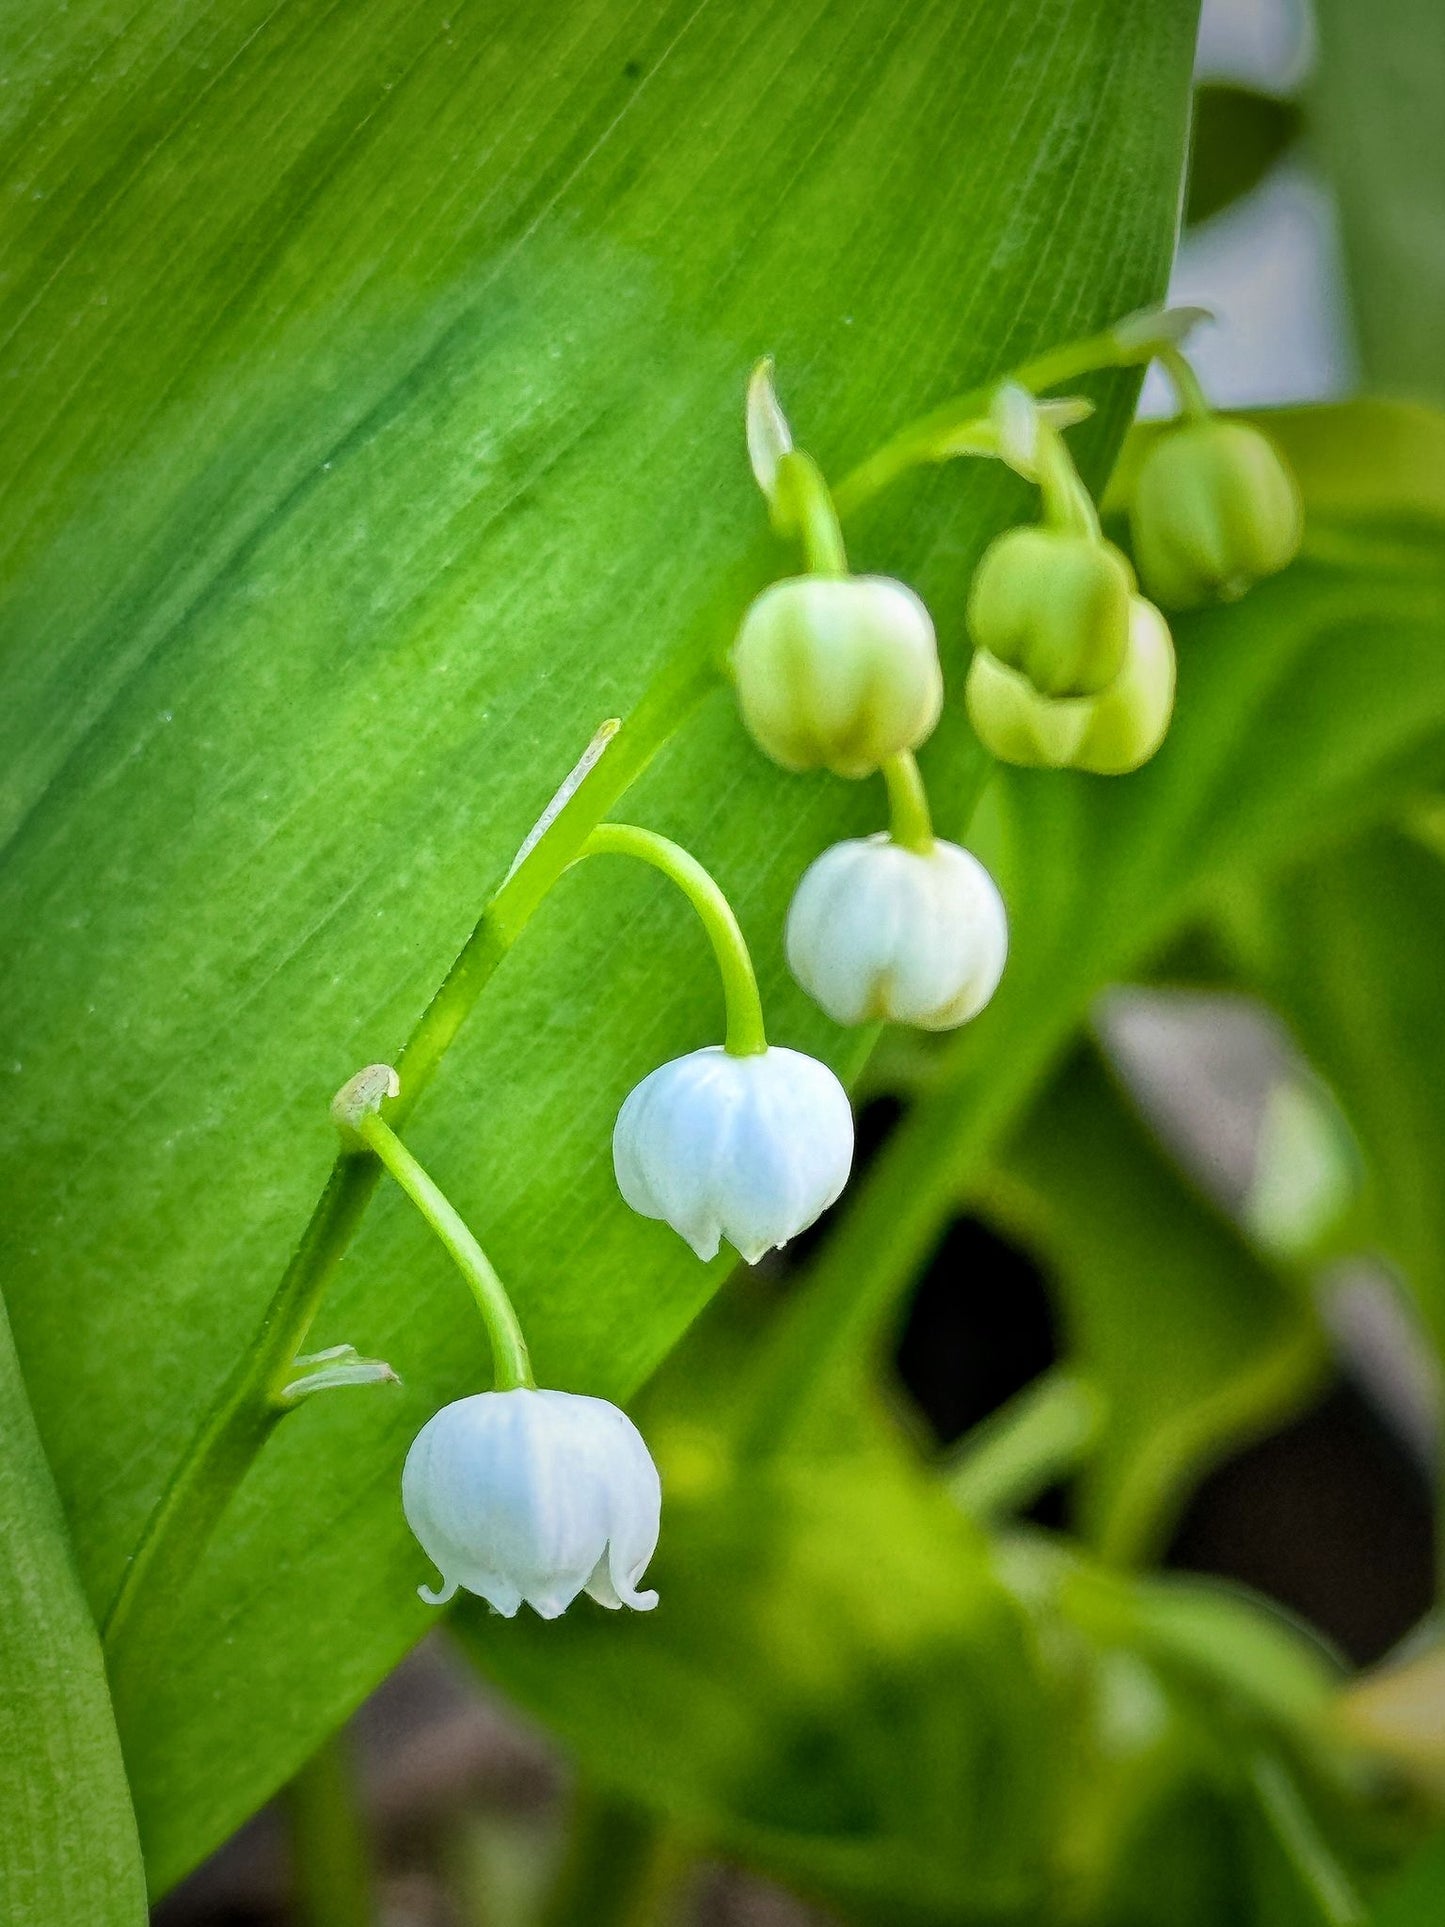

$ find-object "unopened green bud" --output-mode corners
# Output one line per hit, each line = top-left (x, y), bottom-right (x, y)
(966, 596), (1176, 775)
(964, 649), (1092, 769)
(1072, 597), (1176, 775)
(1129, 418), (1302, 609)
(731, 575), (942, 779)
(967, 527), (1134, 698)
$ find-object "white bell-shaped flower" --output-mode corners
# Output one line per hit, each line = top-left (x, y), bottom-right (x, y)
(613, 1045), (854, 1263)
(402, 1389), (661, 1619)
(786, 835), (1008, 1030)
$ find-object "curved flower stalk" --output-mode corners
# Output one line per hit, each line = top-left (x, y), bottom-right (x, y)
(333, 1068), (662, 1619)
(100, 306), (1258, 1687)
(580, 822), (855, 1261)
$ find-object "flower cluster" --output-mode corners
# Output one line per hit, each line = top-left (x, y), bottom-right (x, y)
(966, 372), (1300, 773)
(347, 311), (1305, 1625)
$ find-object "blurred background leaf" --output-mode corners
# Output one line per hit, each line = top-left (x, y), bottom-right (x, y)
(981, 1040), (1325, 1566)
(0, 0), (1201, 1891)
(1186, 84), (1303, 229)
(460, 1434), (1056, 1924)
(1218, 827), (1445, 1358)
(1313, 0), (1445, 405)
(1373, 1831), (1445, 1926)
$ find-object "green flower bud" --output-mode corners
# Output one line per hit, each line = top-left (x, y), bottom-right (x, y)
(1072, 596), (1176, 775)
(965, 596), (1176, 776)
(967, 527), (1134, 697)
(1129, 418), (1303, 609)
(964, 648), (1093, 769)
(731, 575), (943, 779)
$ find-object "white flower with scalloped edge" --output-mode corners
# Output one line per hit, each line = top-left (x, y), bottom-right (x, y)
(402, 1389), (661, 1619)
(613, 1045), (854, 1263)
(786, 834), (1008, 1030)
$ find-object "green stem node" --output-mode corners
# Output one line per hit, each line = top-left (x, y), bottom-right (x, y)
(356, 1111), (533, 1392)
(580, 824), (768, 1057)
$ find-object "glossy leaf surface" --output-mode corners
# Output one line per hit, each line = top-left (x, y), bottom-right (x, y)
(0, 0), (1198, 1887)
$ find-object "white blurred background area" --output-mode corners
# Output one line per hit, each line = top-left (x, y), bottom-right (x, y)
(1141, 0), (1355, 414)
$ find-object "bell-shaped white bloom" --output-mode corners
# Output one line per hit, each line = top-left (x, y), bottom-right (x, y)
(402, 1389), (661, 1619)
(613, 1045), (854, 1263)
(786, 835), (1008, 1030)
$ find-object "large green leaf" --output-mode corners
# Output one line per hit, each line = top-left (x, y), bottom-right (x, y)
(0, 0), (1199, 1888)
(0, 1296), (147, 1925)
(740, 401), (1445, 1454)
(982, 1042), (1325, 1564)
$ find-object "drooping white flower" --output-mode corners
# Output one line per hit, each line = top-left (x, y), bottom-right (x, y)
(786, 835), (1008, 1030)
(613, 1045), (854, 1263)
(402, 1389), (661, 1619)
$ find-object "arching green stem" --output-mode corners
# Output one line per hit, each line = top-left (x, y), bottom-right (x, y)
(833, 315), (1188, 516)
(1157, 342), (1212, 422)
(881, 751), (935, 853)
(100, 642), (717, 1690)
(354, 1110), (533, 1392)
(580, 824), (767, 1057)
(776, 449), (848, 576)
(1036, 420), (1102, 539)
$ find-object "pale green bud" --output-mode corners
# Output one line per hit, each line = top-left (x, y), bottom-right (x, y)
(966, 596), (1176, 775)
(731, 575), (943, 779)
(1129, 418), (1303, 609)
(967, 527), (1134, 698)
(964, 648), (1093, 769)
(1072, 597), (1176, 775)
